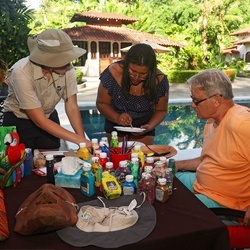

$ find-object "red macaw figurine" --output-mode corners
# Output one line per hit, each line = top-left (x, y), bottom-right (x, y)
(4, 132), (25, 187)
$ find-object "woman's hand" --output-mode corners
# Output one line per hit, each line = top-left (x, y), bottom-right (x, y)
(117, 113), (132, 126)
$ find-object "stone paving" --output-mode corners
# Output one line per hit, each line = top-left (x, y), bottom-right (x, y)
(77, 76), (250, 104)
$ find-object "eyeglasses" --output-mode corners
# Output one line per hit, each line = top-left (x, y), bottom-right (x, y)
(128, 67), (149, 80)
(190, 94), (222, 106)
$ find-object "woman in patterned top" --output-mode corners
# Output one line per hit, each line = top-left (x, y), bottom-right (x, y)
(96, 43), (169, 145)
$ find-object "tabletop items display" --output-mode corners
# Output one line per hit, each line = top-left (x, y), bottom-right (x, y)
(33, 134), (178, 206)
(0, 133), (231, 249)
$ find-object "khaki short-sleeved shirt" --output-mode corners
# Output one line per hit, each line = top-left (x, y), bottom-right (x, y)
(3, 57), (78, 119)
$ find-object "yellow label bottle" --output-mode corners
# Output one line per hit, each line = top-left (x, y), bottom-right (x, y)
(101, 172), (122, 199)
(77, 142), (90, 161)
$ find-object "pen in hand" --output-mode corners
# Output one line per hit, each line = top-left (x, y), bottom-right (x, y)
(123, 106), (133, 128)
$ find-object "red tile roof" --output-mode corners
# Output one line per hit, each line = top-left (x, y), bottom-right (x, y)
(234, 37), (250, 45)
(221, 46), (239, 54)
(230, 27), (250, 36)
(64, 25), (184, 47)
(71, 11), (138, 25)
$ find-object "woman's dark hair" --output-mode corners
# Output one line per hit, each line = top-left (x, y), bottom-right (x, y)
(120, 43), (158, 103)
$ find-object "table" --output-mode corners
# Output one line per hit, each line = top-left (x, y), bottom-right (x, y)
(1, 174), (230, 250)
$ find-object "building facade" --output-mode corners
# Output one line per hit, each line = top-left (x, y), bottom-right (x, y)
(64, 11), (183, 76)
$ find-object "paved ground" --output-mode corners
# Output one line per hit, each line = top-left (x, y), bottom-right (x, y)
(77, 76), (250, 103)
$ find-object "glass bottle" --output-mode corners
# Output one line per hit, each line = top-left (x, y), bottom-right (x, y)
(137, 172), (156, 204)
(46, 154), (55, 184)
(123, 174), (136, 195)
(159, 156), (168, 168)
(168, 158), (176, 177)
(165, 168), (173, 195)
(155, 177), (169, 203)
(80, 163), (95, 197)
(152, 161), (166, 180)
(77, 142), (90, 161)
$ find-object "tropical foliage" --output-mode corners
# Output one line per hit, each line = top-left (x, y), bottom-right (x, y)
(0, 0), (33, 73)
(1, 0), (250, 74)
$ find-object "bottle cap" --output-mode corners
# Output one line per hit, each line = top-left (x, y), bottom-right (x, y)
(160, 156), (167, 163)
(100, 152), (107, 158)
(83, 164), (91, 171)
(146, 157), (154, 163)
(125, 174), (134, 182)
(46, 154), (54, 161)
(134, 145), (141, 151)
(158, 178), (167, 185)
(105, 162), (114, 169)
(79, 142), (86, 148)
(131, 153), (139, 158)
(155, 161), (164, 168)
(131, 158), (139, 164)
(91, 138), (98, 144)
(119, 160), (128, 167)
(144, 165), (153, 173)
(91, 156), (99, 163)
(101, 137), (108, 142)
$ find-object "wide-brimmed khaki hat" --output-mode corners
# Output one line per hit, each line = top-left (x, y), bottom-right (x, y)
(28, 29), (86, 67)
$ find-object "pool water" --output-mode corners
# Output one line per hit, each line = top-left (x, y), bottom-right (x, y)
(81, 102), (250, 150)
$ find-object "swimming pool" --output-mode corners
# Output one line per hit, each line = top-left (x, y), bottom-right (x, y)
(80, 101), (250, 150)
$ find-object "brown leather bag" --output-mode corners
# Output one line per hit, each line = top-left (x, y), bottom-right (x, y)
(14, 183), (78, 235)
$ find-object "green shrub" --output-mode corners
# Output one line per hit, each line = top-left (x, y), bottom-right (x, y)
(166, 70), (200, 83)
(166, 69), (237, 83)
(75, 69), (83, 84)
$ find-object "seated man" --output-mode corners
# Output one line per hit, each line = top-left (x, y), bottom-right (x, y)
(175, 69), (250, 226)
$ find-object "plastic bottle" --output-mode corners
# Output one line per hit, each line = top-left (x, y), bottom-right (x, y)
(91, 138), (100, 152)
(111, 131), (119, 148)
(104, 161), (115, 176)
(123, 174), (136, 195)
(155, 177), (169, 203)
(23, 148), (33, 176)
(46, 154), (55, 184)
(99, 141), (110, 159)
(80, 163), (95, 197)
(91, 156), (103, 187)
(100, 137), (109, 148)
(114, 160), (131, 187)
(77, 142), (90, 161)
(99, 152), (108, 169)
(132, 145), (145, 168)
(101, 172), (122, 199)
(168, 158), (176, 177)
(130, 157), (139, 186)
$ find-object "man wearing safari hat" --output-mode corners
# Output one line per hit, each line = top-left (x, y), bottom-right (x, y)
(2, 29), (91, 151)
